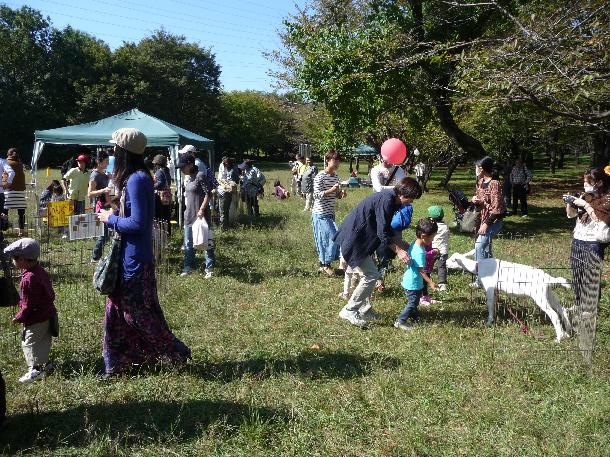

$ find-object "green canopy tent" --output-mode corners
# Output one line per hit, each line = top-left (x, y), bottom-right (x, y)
(344, 144), (378, 174)
(32, 108), (214, 226)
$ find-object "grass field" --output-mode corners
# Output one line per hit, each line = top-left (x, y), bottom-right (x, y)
(0, 162), (608, 456)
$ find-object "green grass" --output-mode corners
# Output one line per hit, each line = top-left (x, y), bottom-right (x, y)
(0, 162), (608, 456)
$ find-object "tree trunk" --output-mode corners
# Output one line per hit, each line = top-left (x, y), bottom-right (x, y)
(591, 132), (609, 167)
(558, 147), (565, 169)
(433, 89), (488, 159)
(439, 154), (464, 188)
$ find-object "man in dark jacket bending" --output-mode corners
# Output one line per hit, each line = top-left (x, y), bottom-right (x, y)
(334, 177), (422, 327)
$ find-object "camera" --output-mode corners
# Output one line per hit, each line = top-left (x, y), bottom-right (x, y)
(562, 194), (576, 205)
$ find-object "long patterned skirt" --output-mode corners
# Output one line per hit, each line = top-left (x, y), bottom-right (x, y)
(103, 263), (191, 374)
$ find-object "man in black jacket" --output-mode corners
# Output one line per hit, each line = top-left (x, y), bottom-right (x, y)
(334, 177), (422, 327)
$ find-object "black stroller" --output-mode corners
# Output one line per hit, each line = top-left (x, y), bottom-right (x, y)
(448, 189), (469, 223)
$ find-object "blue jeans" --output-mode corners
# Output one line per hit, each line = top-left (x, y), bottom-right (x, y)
(183, 225), (215, 273)
(92, 223), (108, 260)
(397, 289), (423, 323)
(475, 220), (502, 262)
(311, 213), (339, 265)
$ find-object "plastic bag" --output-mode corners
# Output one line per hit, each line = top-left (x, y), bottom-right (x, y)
(192, 217), (209, 251)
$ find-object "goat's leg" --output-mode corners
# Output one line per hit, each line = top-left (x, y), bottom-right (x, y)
(547, 288), (573, 335)
(534, 290), (567, 342)
(486, 288), (496, 327)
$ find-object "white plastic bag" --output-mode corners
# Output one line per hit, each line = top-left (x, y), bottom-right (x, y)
(192, 217), (209, 251)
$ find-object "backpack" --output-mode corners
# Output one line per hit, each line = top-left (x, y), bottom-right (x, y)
(300, 166), (318, 194)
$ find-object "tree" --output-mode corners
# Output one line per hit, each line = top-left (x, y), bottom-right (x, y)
(0, 6), (55, 156)
(217, 91), (291, 157)
(276, 0), (516, 158)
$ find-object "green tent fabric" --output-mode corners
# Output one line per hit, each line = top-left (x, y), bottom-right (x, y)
(349, 144), (377, 156)
(34, 108), (213, 149)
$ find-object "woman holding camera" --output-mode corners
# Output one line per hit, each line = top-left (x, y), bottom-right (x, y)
(564, 168), (610, 307)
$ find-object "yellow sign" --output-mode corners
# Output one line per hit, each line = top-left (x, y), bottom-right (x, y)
(48, 200), (73, 227)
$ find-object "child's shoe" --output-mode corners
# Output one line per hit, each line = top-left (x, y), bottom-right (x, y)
(437, 283), (447, 292)
(419, 295), (440, 306)
(204, 269), (213, 279)
(18, 368), (45, 383)
(393, 321), (415, 332)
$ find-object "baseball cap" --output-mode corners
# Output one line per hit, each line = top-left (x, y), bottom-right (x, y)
(4, 237), (40, 260)
(176, 154), (195, 169)
(428, 205), (444, 220)
(109, 128), (147, 155)
(76, 154), (88, 162)
(178, 145), (196, 155)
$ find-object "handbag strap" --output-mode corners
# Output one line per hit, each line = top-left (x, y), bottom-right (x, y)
(385, 166), (400, 186)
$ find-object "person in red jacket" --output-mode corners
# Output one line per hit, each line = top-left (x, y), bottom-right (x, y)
(4, 238), (57, 383)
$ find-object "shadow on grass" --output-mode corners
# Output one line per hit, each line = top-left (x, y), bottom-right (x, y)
(190, 351), (401, 382)
(236, 213), (287, 230)
(1, 399), (287, 454)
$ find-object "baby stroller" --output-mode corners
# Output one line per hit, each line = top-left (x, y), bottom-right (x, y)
(448, 189), (470, 227)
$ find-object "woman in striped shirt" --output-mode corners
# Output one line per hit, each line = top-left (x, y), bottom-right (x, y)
(312, 150), (346, 276)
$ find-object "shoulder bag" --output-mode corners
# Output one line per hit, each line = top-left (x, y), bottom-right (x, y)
(460, 205), (481, 233)
(0, 252), (19, 308)
(93, 190), (124, 294)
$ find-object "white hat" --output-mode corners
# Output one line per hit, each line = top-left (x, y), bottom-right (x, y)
(178, 145), (196, 155)
(109, 128), (147, 155)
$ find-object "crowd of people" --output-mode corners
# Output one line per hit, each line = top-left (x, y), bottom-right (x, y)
(1, 139), (608, 388)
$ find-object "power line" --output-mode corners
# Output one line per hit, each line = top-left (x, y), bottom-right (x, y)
(38, 0), (275, 44)
(166, 0), (284, 21)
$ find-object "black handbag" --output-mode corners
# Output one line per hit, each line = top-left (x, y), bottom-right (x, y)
(0, 253), (19, 308)
(92, 190), (124, 295)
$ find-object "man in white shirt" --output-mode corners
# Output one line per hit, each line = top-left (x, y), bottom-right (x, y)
(0, 157), (15, 219)
(370, 156), (406, 192)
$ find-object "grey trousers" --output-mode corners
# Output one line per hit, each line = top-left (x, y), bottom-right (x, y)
(304, 192), (313, 210)
(22, 320), (52, 368)
(345, 255), (379, 312)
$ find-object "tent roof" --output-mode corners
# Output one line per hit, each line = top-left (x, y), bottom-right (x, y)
(349, 144), (377, 156)
(34, 108), (214, 149)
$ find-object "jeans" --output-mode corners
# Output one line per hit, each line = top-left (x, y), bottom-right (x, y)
(73, 200), (85, 215)
(475, 220), (502, 282)
(92, 222), (108, 260)
(183, 225), (216, 273)
(311, 213), (339, 265)
(397, 289), (423, 323)
(345, 256), (379, 313)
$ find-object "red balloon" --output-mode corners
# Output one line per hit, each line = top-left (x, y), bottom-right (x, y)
(381, 138), (407, 165)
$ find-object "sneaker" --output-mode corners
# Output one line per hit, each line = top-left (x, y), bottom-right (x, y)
(394, 321), (415, 332)
(469, 282), (480, 289)
(338, 292), (349, 300)
(322, 266), (335, 277)
(420, 296), (440, 306)
(180, 271), (192, 277)
(61, 234), (68, 239)
(437, 283), (447, 292)
(338, 308), (368, 328)
(204, 270), (213, 279)
(521, 214), (529, 219)
(361, 307), (382, 322)
(18, 368), (45, 383)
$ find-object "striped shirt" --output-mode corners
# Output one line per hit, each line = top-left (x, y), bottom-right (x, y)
(312, 171), (340, 216)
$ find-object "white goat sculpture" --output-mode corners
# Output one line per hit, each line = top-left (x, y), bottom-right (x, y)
(446, 250), (572, 342)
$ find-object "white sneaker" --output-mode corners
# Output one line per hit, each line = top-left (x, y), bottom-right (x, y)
(437, 283), (447, 292)
(394, 321), (415, 332)
(180, 271), (192, 277)
(338, 308), (368, 328)
(18, 368), (45, 383)
(469, 282), (480, 289)
(204, 270), (213, 279)
(361, 307), (382, 322)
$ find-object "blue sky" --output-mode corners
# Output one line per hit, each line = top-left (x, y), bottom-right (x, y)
(5, 0), (304, 92)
